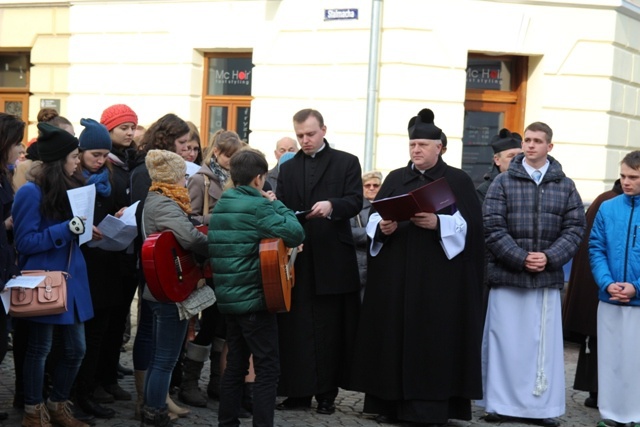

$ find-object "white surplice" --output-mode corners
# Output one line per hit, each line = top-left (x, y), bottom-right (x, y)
(479, 286), (565, 419)
(597, 301), (640, 424)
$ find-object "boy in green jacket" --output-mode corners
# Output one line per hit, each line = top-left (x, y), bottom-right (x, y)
(209, 148), (305, 427)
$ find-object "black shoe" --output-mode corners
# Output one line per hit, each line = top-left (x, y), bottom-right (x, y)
(117, 363), (133, 376)
(585, 392), (598, 409)
(0, 412), (8, 421)
(77, 395), (116, 419)
(276, 397), (311, 410)
(316, 399), (335, 415)
(374, 414), (398, 424)
(71, 405), (97, 426)
(532, 418), (560, 427)
(484, 412), (504, 422)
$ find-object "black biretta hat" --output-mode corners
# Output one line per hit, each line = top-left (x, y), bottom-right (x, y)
(408, 109), (442, 140)
(491, 128), (522, 154)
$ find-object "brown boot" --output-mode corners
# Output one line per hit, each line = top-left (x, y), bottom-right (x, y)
(22, 403), (52, 427)
(46, 400), (89, 427)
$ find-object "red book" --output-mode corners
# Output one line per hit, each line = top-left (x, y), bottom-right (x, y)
(371, 177), (456, 221)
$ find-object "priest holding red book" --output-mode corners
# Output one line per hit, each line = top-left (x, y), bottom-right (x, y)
(350, 108), (485, 427)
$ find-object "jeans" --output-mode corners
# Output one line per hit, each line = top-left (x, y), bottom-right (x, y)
(133, 298), (153, 370)
(143, 301), (188, 409)
(219, 311), (279, 427)
(24, 321), (85, 405)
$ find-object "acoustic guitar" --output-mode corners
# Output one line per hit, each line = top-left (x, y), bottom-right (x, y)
(142, 225), (211, 303)
(259, 238), (298, 313)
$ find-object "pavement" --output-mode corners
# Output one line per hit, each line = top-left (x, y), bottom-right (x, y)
(0, 336), (601, 427)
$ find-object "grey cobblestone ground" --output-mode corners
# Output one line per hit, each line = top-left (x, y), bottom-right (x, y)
(0, 338), (599, 427)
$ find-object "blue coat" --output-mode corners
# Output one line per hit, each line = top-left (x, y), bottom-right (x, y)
(12, 182), (94, 324)
(589, 193), (640, 307)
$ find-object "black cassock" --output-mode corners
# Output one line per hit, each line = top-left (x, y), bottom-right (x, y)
(350, 157), (485, 424)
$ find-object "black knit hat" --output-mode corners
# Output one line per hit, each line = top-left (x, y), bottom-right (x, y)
(408, 109), (442, 140)
(37, 122), (79, 163)
(491, 128), (522, 154)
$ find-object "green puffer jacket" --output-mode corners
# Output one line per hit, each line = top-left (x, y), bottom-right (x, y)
(209, 185), (305, 314)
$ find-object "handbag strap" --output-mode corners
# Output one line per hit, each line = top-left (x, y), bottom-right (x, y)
(203, 175), (210, 216)
(65, 242), (73, 273)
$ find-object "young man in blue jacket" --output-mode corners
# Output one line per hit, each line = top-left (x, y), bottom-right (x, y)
(209, 148), (305, 427)
(589, 150), (640, 427)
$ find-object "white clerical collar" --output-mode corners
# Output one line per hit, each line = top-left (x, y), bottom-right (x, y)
(308, 142), (326, 158)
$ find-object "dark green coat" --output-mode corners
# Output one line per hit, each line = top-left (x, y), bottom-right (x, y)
(209, 185), (305, 315)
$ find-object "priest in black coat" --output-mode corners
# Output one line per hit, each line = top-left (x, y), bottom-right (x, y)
(350, 109), (485, 426)
(275, 109), (362, 415)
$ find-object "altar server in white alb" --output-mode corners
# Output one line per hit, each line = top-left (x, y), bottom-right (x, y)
(589, 150), (640, 427)
(481, 121), (585, 427)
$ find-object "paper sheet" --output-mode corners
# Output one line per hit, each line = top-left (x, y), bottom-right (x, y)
(67, 184), (96, 245)
(1, 276), (47, 314)
(87, 201), (140, 251)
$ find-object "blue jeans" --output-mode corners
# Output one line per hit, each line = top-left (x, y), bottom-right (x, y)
(24, 321), (85, 405)
(133, 298), (153, 370)
(143, 301), (188, 409)
(219, 311), (280, 427)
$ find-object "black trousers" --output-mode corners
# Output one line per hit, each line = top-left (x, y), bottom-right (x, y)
(218, 311), (279, 427)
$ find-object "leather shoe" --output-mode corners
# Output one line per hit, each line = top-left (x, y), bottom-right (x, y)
(118, 363), (133, 376)
(276, 397), (311, 410)
(77, 395), (116, 419)
(70, 405), (96, 426)
(374, 414), (398, 424)
(91, 385), (115, 404)
(532, 418), (560, 427)
(484, 412), (504, 422)
(316, 400), (335, 415)
(103, 383), (132, 401)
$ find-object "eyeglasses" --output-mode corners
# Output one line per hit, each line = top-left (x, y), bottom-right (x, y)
(364, 183), (380, 189)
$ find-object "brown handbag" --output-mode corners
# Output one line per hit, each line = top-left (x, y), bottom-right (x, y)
(9, 246), (72, 318)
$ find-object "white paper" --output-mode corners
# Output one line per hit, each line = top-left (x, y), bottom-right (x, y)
(87, 201), (140, 251)
(4, 275), (46, 289)
(1, 289), (9, 314)
(67, 184), (96, 245)
(185, 161), (200, 181)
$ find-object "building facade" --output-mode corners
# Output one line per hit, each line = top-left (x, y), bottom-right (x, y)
(1, 0), (640, 202)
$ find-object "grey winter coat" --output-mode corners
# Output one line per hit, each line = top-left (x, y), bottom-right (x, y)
(483, 153), (585, 289)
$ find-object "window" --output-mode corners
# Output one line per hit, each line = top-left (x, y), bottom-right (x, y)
(462, 54), (527, 186)
(201, 53), (253, 145)
(0, 52), (30, 140)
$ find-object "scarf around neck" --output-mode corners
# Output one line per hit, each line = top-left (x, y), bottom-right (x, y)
(209, 158), (229, 187)
(83, 167), (112, 197)
(149, 182), (192, 213)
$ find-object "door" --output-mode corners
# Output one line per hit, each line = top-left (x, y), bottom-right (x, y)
(463, 55), (527, 186)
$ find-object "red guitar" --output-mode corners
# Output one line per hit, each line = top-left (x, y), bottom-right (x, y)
(259, 238), (298, 313)
(142, 226), (211, 303)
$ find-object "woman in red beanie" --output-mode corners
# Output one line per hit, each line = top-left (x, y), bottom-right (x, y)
(83, 104), (140, 407)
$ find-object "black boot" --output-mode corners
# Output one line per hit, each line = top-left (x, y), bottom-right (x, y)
(178, 343), (209, 408)
(140, 406), (171, 427)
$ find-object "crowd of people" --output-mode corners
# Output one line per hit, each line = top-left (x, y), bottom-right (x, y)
(0, 105), (637, 427)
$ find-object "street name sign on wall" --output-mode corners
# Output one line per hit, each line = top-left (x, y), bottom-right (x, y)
(324, 9), (358, 20)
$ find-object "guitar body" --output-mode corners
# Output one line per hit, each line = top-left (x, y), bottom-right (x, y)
(259, 238), (295, 313)
(142, 226), (210, 303)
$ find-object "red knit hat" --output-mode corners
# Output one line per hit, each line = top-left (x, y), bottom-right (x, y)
(100, 104), (138, 131)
